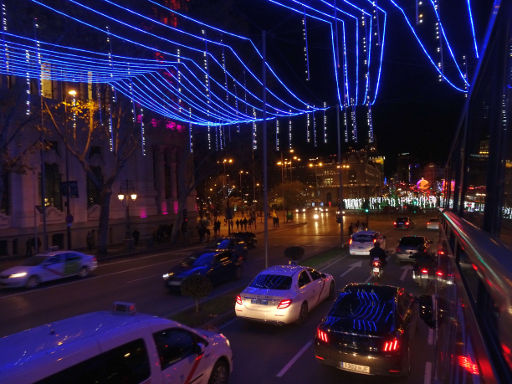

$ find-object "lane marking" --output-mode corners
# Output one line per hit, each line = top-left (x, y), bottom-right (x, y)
(218, 317), (237, 331)
(427, 328), (434, 345)
(276, 341), (312, 378)
(400, 265), (412, 281)
(126, 274), (161, 284)
(339, 260), (363, 278)
(424, 361), (432, 384)
(363, 275), (372, 283)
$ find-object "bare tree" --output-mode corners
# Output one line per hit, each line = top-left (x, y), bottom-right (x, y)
(45, 91), (139, 255)
(0, 82), (39, 212)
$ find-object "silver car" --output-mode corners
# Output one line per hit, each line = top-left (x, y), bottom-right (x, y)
(0, 251), (97, 288)
(395, 236), (430, 263)
(349, 231), (386, 256)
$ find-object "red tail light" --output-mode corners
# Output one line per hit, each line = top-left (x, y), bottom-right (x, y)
(316, 328), (329, 343)
(236, 295), (243, 305)
(393, 221), (397, 225)
(277, 299), (292, 309)
(405, 221), (410, 226)
(438, 250), (446, 255)
(436, 270), (444, 277)
(373, 261), (380, 267)
(373, 239), (377, 244)
(421, 268), (429, 274)
(383, 338), (399, 352)
(349, 238), (353, 245)
(458, 356), (479, 375)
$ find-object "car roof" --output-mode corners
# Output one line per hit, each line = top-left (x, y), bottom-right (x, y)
(342, 283), (400, 299)
(35, 251), (82, 257)
(259, 264), (305, 277)
(352, 230), (378, 236)
(0, 311), (174, 374)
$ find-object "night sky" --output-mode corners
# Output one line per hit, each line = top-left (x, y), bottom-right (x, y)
(186, 0), (492, 176)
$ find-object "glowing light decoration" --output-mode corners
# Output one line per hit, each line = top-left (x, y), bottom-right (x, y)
(188, 108), (193, 153)
(323, 101), (327, 144)
(343, 109), (348, 143)
(306, 107), (311, 143)
(2, 2), (9, 74)
(288, 110), (292, 149)
(275, 119), (280, 151)
(25, 49), (30, 115)
(302, 13), (310, 81)
(367, 104), (374, 143)
(139, 107), (145, 156)
(252, 107), (257, 150)
(351, 104), (357, 143)
(177, 48), (182, 113)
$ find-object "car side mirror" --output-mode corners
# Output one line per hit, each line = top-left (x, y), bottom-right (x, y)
(193, 342), (205, 355)
(320, 273), (326, 279)
(417, 295), (435, 328)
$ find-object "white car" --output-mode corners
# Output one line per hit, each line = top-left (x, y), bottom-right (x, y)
(349, 231), (386, 256)
(426, 218), (440, 230)
(0, 302), (232, 384)
(235, 265), (335, 325)
(0, 250), (97, 289)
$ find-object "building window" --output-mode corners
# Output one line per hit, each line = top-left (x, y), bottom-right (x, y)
(87, 166), (103, 207)
(43, 163), (62, 210)
(0, 173), (9, 214)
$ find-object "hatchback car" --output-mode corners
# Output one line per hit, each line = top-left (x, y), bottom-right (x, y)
(163, 250), (242, 292)
(395, 236), (430, 263)
(0, 251), (97, 289)
(393, 217), (413, 229)
(314, 284), (417, 377)
(349, 231), (386, 256)
(235, 265), (335, 325)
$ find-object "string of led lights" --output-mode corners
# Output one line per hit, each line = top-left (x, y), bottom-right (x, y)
(1, 0), (326, 128)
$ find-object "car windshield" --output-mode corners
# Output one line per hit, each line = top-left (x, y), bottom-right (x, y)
(22, 255), (49, 266)
(183, 252), (215, 267)
(397, 217), (408, 222)
(327, 286), (397, 336)
(400, 237), (424, 246)
(352, 234), (374, 243)
(250, 274), (292, 290)
(429, 218), (439, 222)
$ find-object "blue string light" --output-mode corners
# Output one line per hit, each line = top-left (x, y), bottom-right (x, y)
(466, 0), (479, 58)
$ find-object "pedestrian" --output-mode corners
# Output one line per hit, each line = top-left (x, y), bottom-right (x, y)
(197, 224), (205, 243)
(25, 238), (34, 257)
(348, 223), (354, 236)
(242, 217), (248, 231)
(236, 219), (240, 231)
(181, 220), (188, 244)
(132, 229), (140, 247)
(276, 216), (280, 227)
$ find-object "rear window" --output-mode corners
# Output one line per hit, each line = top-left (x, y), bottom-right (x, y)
(399, 237), (424, 246)
(397, 217), (408, 222)
(250, 274), (292, 290)
(352, 234), (374, 243)
(326, 287), (397, 336)
(429, 218), (439, 222)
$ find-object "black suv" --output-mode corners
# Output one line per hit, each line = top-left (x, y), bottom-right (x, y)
(314, 284), (417, 377)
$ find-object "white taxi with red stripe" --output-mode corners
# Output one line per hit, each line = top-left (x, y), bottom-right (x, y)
(235, 265), (335, 325)
(0, 302), (233, 384)
(0, 250), (97, 289)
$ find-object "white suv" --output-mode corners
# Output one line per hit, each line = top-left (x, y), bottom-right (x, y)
(0, 302), (232, 384)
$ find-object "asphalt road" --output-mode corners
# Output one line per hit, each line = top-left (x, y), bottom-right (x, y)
(0, 211), (440, 384)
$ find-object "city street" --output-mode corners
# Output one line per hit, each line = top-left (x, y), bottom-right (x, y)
(0, 211), (439, 383)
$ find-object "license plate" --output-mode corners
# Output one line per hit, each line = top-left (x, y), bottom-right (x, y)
(252, 299), (268, 305)
(373, 267), (380, 273)
(340, 362), (370, 374)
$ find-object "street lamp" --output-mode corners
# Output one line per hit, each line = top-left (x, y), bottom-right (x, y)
(64, 89), (77, 249)
(118, 182), (137, 249)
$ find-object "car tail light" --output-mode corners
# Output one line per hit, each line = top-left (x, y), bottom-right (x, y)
(349, 238), (353, 245)
(405, 221), (410, 226)
(277, 299), (292, 309)
(393, 221), (397, 226)
(316, 328), (329, 343)
(236, 295), (243, 305)
(373, 261), (380, 267)
(436, 270), (444, 277)
(458, 356), (479, 375)
(421, 268), (429, 274)
(383, 338), (399, 352)
(438, 250), (446, 255)
(373, 239), (377, 244)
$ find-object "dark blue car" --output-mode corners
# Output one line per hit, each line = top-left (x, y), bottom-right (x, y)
(163, 250), (242, 292)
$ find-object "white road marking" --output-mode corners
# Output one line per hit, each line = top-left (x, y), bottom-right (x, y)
(363, 275), (372, 283)
(126, 274), (161, 284)
(427, 328), (434, 345)
(400, 265), (412, 281)
(218, 317), (237, 331)
(276, 341), (313, 378)
(424, 361), (432, 384)
(320, 255), (347, 271)
(339, 260), (363, 278)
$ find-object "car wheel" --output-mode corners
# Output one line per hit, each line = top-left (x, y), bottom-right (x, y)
(208, 359), (229, 384)
(328, 282), (335, 300)
(26, 275), (40, 289)
(297, 302), (308, 324)
(78, 266), (89, 278)
(234, 266), (242, 280)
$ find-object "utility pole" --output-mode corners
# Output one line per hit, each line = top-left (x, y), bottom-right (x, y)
(336, 105), (344, 248)
(262, 30), (269, 269)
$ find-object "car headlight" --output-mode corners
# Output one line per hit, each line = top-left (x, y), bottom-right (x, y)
(9, 272), (27, 279)
(162, 272), (174, 280)
(313, 214), (319, 219)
